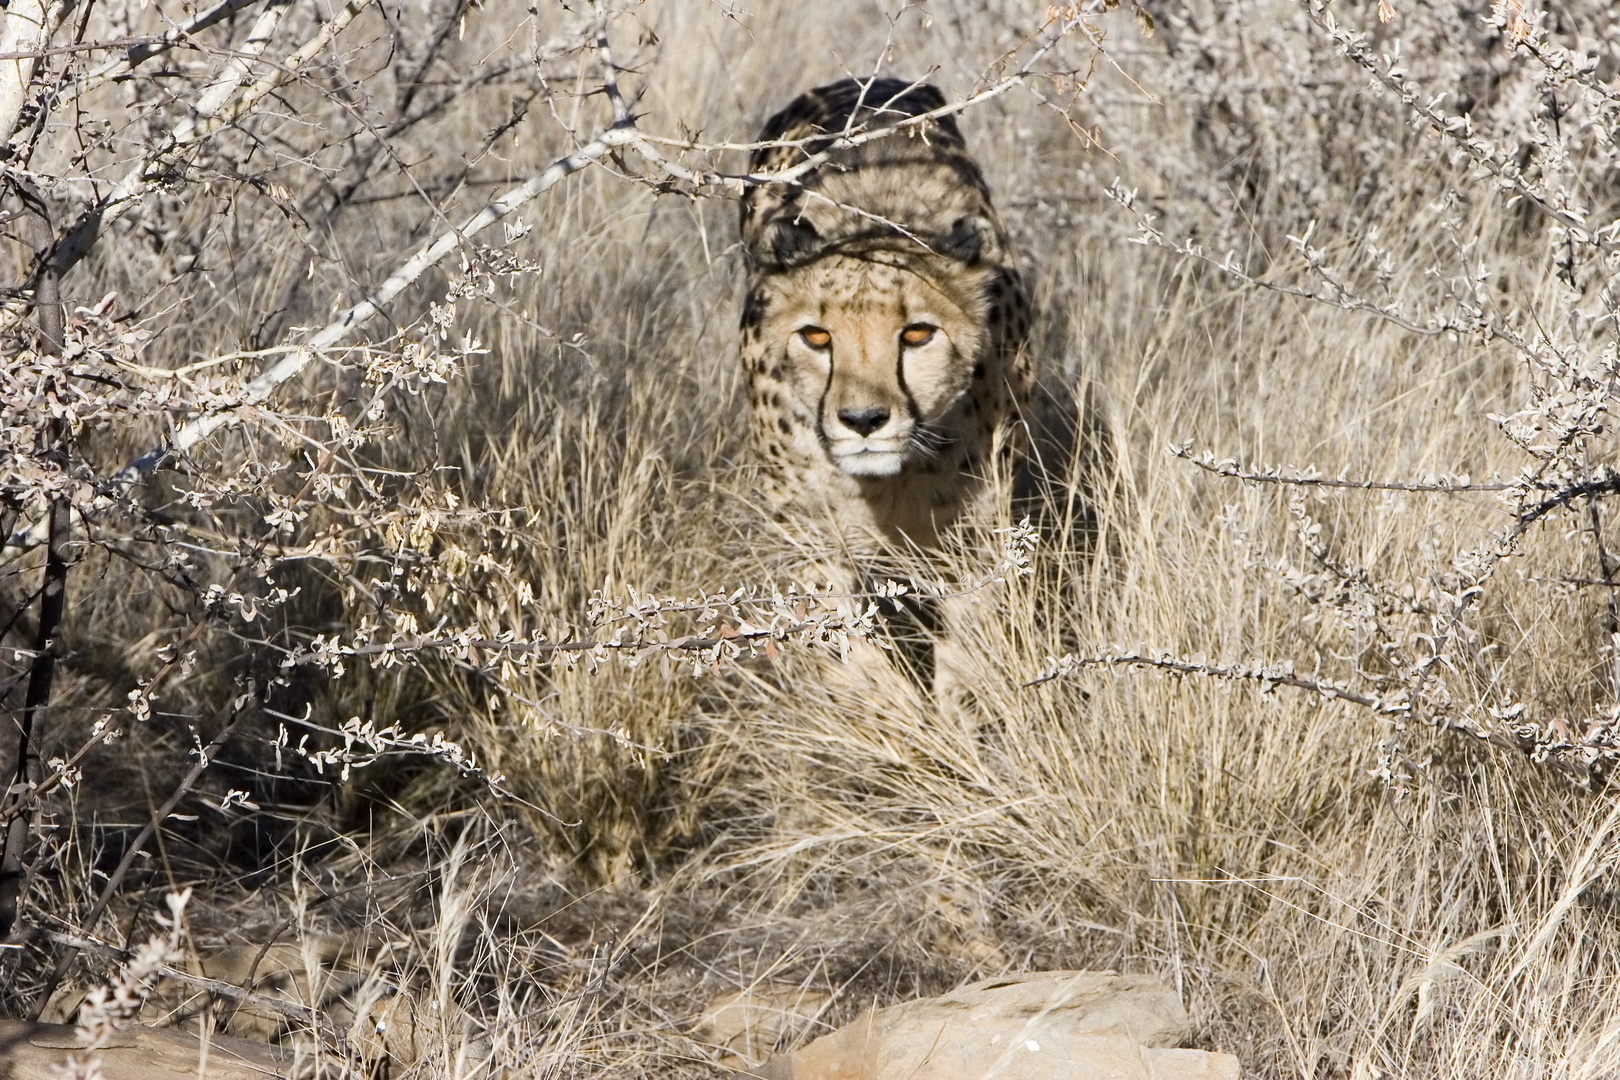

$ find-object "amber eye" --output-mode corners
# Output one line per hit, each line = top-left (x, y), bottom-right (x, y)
(799, 326), (832, 349)
(901, 324), (937, 347)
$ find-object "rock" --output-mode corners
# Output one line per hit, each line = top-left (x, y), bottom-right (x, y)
(731, 971), (1240, 1080)
(0, 1019), (289, 1080)
(695, 984), (834, 1067)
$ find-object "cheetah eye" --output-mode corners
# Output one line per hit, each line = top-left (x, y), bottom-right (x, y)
(901, 324), (937, 347)
(798, 326), (832, 349)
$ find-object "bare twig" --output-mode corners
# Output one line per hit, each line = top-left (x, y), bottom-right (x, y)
(30, 707), (251, 1018)
(1025, 648), (1389, 707)
(37, 0), (376, 290)
(1027, 647), (1619, 780)
(0, 197), (67, 942)
(44, 931), (327, 1028)
(2, 16), (1093, 565)
(53, 0), (268, 111)
(1170, 443), (1528, 494)
(0, 0), (73, 147)
(1295, 0), (1619, 256)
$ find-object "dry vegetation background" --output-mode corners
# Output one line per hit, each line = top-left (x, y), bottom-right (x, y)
(5, 0), (1620, 1076)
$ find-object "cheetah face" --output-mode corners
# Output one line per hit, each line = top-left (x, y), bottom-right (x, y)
(756, 255), (991, 479)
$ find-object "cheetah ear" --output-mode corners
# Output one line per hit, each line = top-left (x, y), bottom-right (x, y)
(760, 217), (822, 268)
(938, 215), (997, 265)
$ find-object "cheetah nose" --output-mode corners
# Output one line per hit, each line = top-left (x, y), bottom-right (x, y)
(837, 406), (890, 436)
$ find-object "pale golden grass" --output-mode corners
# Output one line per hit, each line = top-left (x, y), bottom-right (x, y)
(22, 2), (1620, 1077)
(363, 5), (1620, 1075)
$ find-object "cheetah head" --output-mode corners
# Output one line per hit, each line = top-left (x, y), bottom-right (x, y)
(747, 252), (997, 480)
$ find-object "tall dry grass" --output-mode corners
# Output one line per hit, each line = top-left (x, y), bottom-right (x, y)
(9, 0), (1620, 1076)
(388, 4), (1620, 1074)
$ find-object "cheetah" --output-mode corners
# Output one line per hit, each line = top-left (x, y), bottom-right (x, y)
(738, 77), (1034, 551)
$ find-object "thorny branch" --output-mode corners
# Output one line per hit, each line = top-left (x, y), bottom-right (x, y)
(2, 8), (1097, 566)
(1295, 0), (1620, 256)
(1068, 2), (1620, 789)
(1170, 443), (1527, 495)
(0, 5), (1083, 979)
(1029, 645), (1620, 783)
(30, 706), (251, 1017)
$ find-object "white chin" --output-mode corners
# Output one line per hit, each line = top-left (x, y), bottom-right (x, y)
(836, 451), (905, 478)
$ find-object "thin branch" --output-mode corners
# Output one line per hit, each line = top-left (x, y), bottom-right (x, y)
(52, 0), (267, 111)
(39, 0), (380, 291)
(1296, 0), (1619, 256)
(0, 201), (67, 942)
(1027, 647), (1619, 781)
(1025, 648), (1389, 708)
(0, 495), (66, 941)
(3, 14), (1091, 564)
(0, 0), (73, 146)
(30, 708), (250, 1019)
(1170, 443), (1530, 494)
(45, 932), (329, 1029)
(1107, 183), (1555, 363)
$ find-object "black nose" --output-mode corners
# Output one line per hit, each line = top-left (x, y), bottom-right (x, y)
(837, 407), (890, 436)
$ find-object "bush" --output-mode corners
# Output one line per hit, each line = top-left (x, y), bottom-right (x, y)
(5, 0), (1620, 1075)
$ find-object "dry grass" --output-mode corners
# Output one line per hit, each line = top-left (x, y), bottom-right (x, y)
(10, 1), (1620, 1077)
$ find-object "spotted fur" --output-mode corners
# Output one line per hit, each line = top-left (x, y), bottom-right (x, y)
(739, 77), (1033, 547)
